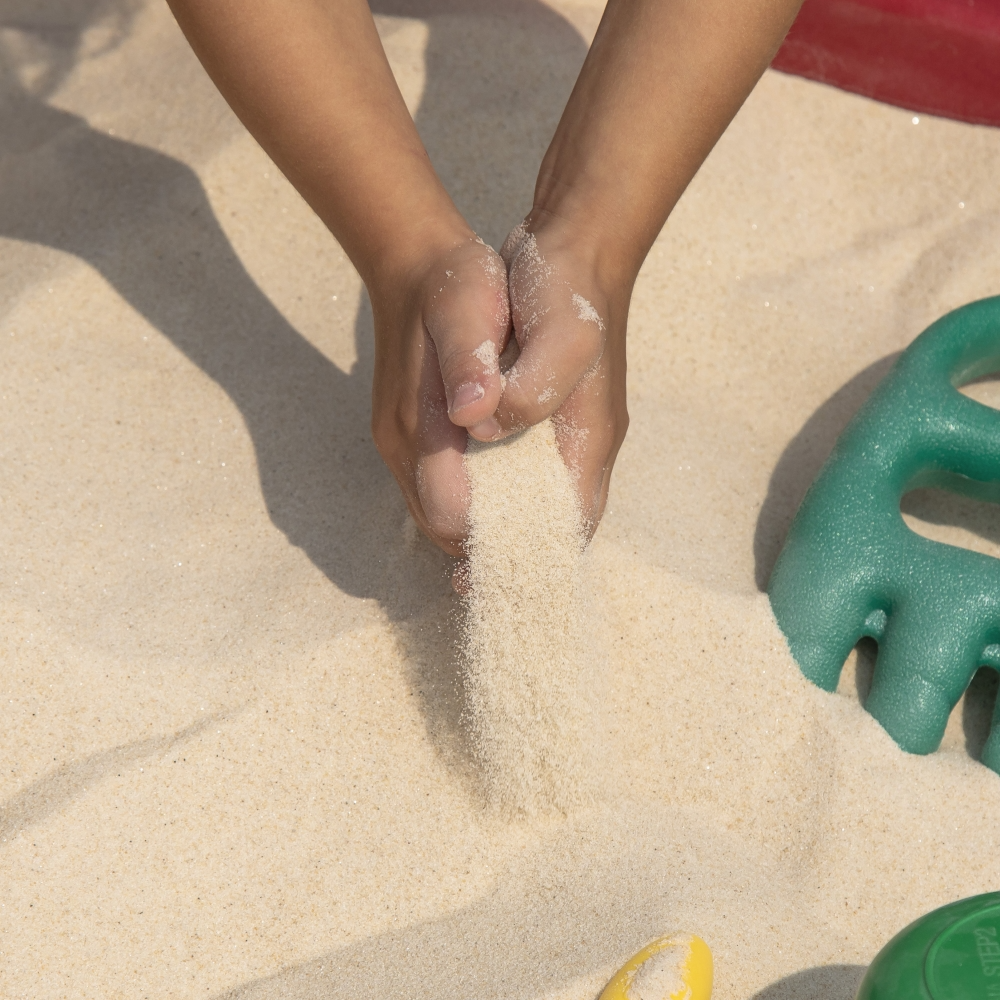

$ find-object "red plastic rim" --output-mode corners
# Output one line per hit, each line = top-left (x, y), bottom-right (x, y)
(771, 0), (1000, 127)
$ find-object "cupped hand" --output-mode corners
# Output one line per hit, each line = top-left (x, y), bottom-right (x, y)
(370, 231), (511, 555)
(475, 217), (630, 537)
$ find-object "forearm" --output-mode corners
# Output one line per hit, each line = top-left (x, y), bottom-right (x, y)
(534, 0), (804, 285)
(165, 0), (470, 290)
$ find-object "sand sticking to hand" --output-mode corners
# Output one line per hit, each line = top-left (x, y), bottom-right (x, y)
(462, 421), (598, 815)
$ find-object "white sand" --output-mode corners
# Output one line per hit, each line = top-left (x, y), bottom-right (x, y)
(2, 2), (1000, 999)
(463, 420), (598, 815)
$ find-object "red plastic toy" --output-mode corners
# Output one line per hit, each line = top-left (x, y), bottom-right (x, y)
(772, 0), (1000, 127)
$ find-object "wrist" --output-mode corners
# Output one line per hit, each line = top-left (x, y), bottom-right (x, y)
(521, 199), (641, 310)
(357, 201), (477, 303)
(530, 165), (656, 295)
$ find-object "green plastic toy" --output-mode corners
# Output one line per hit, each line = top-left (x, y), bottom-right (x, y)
(854, 892), (1000, 1000)
(768, 296), (1000, 773)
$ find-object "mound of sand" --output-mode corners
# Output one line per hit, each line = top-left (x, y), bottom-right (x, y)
(1, 1), (998, 998)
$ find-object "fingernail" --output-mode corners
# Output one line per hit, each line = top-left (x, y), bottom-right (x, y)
(450, 381), (485, 415)
(468, 417), (501, 441)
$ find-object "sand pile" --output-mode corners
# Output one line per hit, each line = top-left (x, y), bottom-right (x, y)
(2, 1), (1000, 999)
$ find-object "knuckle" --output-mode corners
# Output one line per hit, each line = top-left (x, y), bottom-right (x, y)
(499, 393), (545, 432)
(438, 348), (480, 386)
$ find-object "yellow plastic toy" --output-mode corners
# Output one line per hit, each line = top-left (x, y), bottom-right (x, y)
(599, 934), (713, 1000)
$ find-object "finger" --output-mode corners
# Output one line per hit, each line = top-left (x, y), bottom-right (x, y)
(372, 326), (471, 558)
(551, 352), (628, 536)
(425, 250), (511, 430)
(415, 432), (469, 551)
(377, 437), (467, 558)
(485, 294), (604, 438)
(474, 229), (604, 440)
(413, 333), (472, 551)
(404, 468), (464, 557)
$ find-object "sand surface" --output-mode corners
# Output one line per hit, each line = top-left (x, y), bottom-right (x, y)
(2, 2), (1000, 998)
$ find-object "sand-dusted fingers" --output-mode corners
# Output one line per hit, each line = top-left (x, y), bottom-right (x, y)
(479, 218), (629, 536)
(371, 234), (511, 554)
(483, 222), (609, 438)
(424, 238), (511, 429)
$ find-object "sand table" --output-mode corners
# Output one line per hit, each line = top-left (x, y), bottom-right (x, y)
(2, 1), (999, 998)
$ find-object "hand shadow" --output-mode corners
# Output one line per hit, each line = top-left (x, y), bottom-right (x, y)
(210, 829), (702, 1000)
(750, 964), (867, 1000)
(753, 354), (901, 591)
(0, 0), (587, 779)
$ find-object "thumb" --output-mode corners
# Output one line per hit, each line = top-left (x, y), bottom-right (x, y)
(424, 245), (511, 430)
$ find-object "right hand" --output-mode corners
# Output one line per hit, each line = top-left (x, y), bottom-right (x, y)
(469, 216), (631, 540)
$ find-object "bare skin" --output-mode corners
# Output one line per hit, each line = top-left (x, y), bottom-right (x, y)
(165, 0), (804, 556)
(484, 0), (805, 535)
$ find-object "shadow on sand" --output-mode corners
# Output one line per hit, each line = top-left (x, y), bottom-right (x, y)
(750, 964), (867, 1000)
(752, 353), (900, 592)
(0, 0), (587, 779)
(206, 828), (706, 1000)
(0, 713), (222, 841)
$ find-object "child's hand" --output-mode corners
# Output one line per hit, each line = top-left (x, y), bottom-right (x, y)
(168, 0), (804, 557)
(164, 0), (513, 556)
(370, 232), (510, 555)
(473, 219), (629, 538)
(462, 0), (806, 540)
